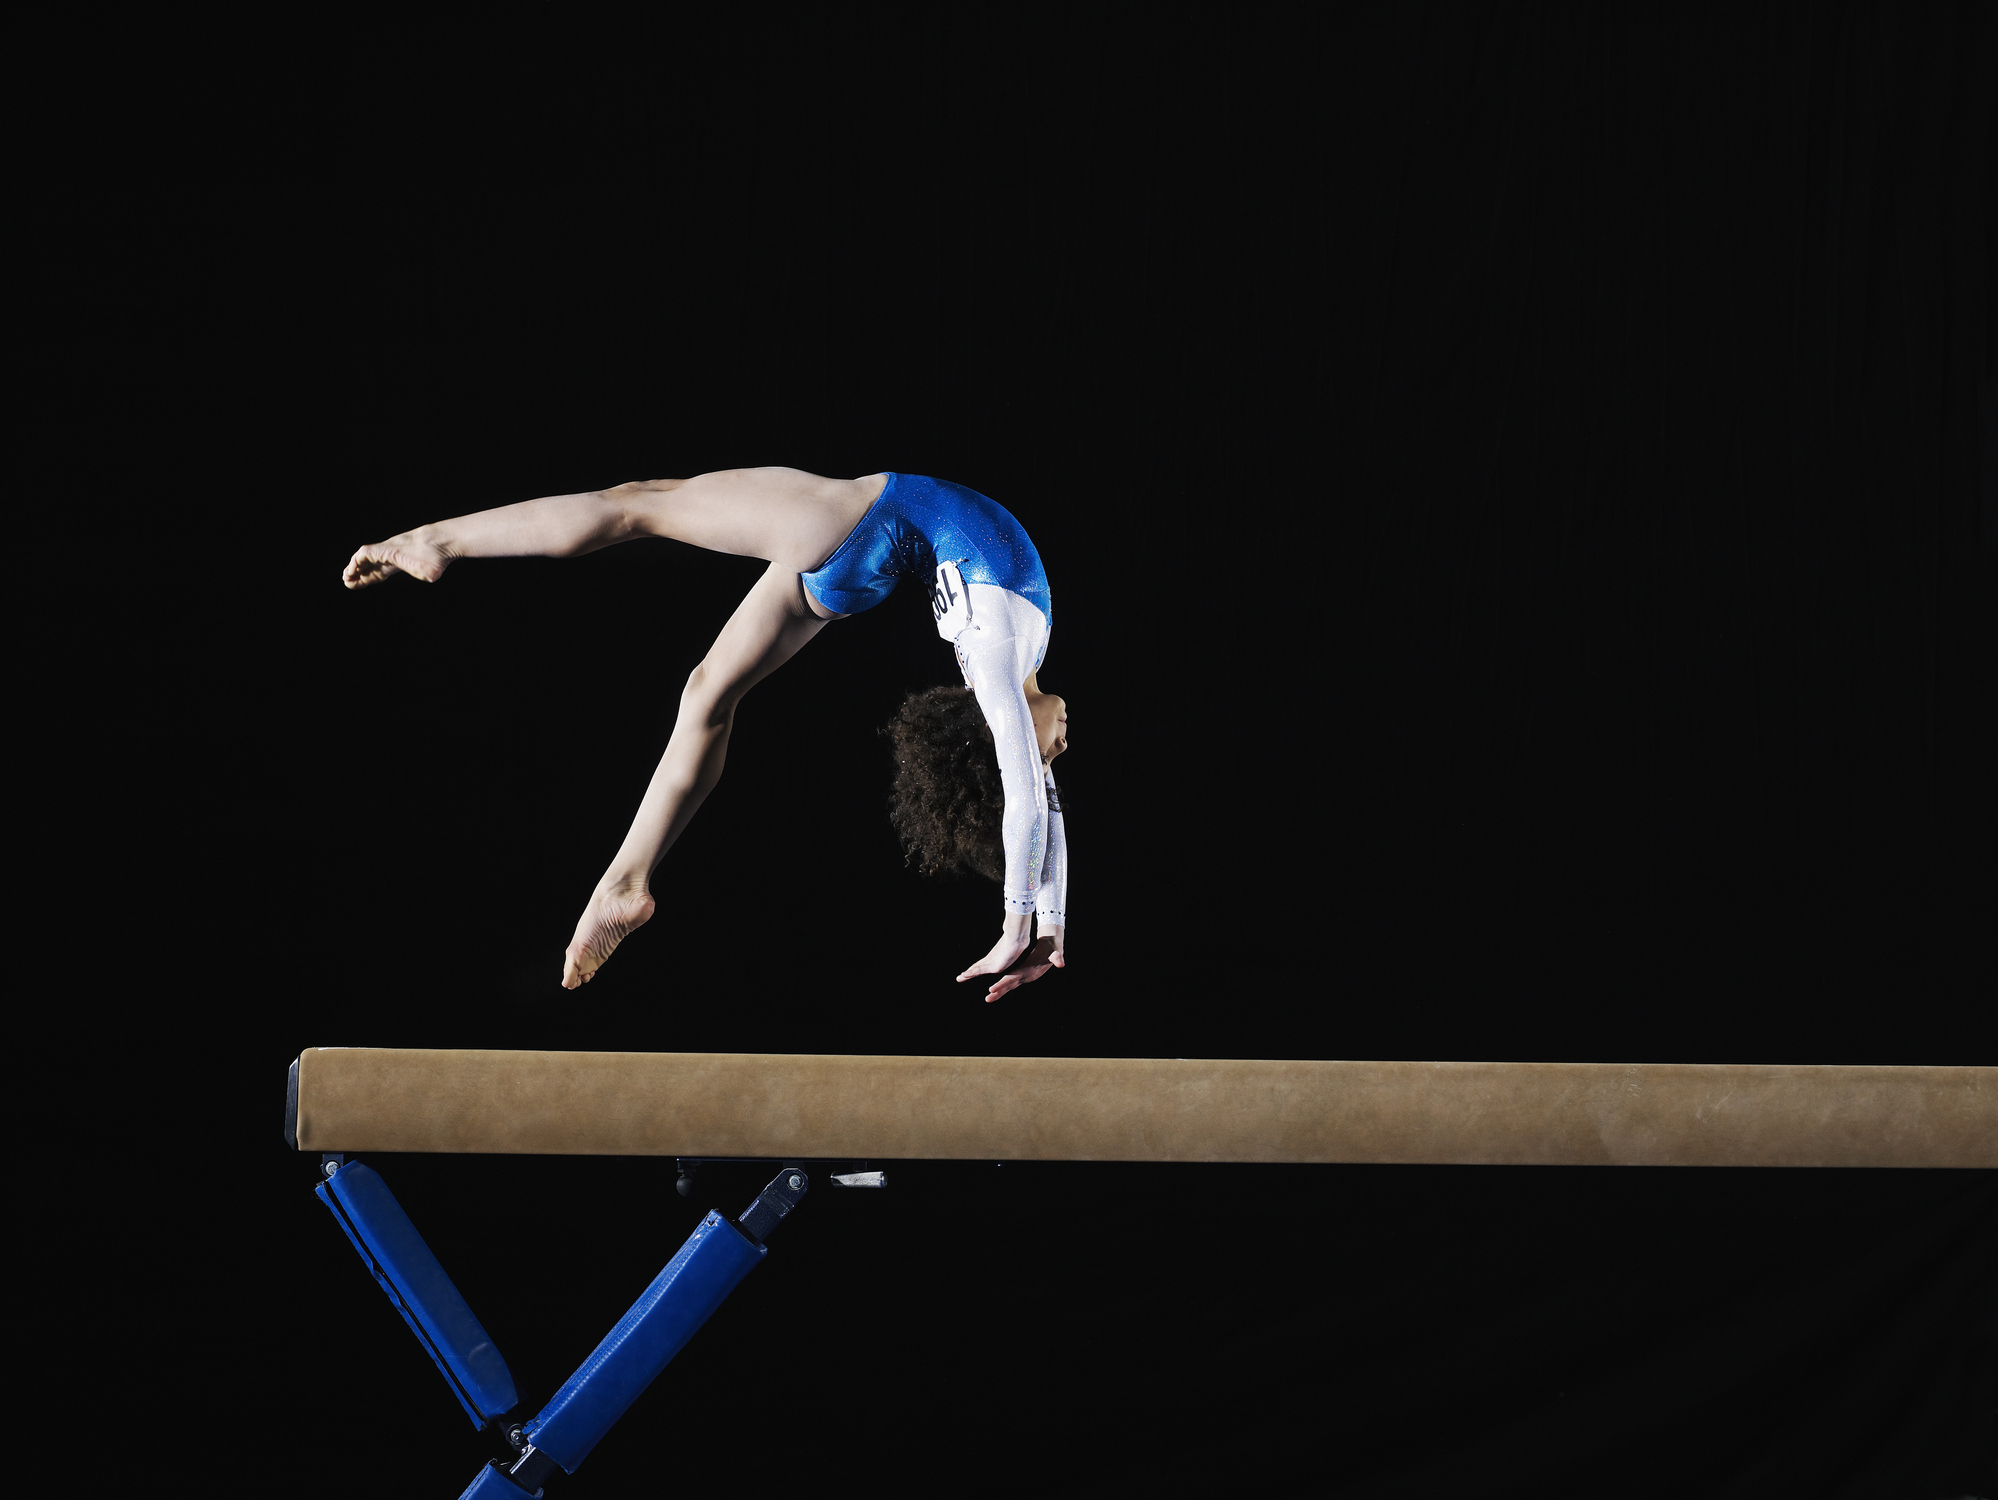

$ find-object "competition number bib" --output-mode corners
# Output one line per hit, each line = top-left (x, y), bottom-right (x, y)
(931, 559), (972, 640)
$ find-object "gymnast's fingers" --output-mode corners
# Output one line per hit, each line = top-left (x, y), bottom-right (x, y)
(344, 546), (405, 588)
(987, 964), (1043, 1001)
(987, 950), (1058, 1001)
(985, 972), (1023, 1001)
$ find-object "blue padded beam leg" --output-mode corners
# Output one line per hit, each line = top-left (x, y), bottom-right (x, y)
(480, 1168), (809, 1496)
(457, 1459), (542, 1499)
(525, 1211), (763, 1470)
(317, 1161), (520, 1430)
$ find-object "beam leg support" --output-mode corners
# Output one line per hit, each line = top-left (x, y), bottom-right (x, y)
(459, 1169), (809, 1497)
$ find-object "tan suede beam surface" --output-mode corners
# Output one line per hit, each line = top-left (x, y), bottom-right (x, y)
(291, 1050), (1996, 1167)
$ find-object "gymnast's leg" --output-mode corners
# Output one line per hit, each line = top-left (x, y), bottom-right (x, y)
(340, 468), (883, 986)
(341, 467), (883, 587)
(559, 559), (830, 988)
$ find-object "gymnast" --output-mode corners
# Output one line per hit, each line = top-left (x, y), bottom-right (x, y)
(342, 469), (1068, 1001)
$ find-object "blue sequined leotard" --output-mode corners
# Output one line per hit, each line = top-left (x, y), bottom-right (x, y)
(806, 473), (1066, 928)
(800, 473), (1051, 631)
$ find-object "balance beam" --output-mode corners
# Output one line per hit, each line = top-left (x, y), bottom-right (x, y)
(286, 1050), (1996, 1168)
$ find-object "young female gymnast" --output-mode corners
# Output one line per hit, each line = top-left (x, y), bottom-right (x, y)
(342, 468), (1068, 1001)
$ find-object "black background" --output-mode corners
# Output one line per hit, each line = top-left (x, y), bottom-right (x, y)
(75, 6), (1996, 1495)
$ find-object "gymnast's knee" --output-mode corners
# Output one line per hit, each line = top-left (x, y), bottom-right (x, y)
(679, 661), (741, 722)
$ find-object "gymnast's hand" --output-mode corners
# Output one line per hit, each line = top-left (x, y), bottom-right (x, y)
(958, 918), (1065, 1002)
(342, 528), (454, 589)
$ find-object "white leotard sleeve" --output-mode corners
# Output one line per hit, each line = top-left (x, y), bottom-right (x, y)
(953, 584), (1055, 919)
(1035, 766), (1067, 929)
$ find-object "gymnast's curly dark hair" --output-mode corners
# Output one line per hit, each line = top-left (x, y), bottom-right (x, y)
(882, 685), (1007, 883)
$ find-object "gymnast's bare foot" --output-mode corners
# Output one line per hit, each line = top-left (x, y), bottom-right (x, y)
(343, 528), (454, 589)
(562, 882), (656, 988)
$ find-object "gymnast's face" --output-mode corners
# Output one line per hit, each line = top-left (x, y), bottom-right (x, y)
(1031, 692), (1068, 766)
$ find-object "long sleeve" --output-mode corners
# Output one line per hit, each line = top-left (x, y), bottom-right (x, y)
(1034, 767), (1067, 928)
(953, 586), (1053, 917)
(963, 645), (1046, 915)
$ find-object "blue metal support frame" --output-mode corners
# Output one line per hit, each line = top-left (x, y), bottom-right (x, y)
(317, 1162), (519, 1430)
(523, 1211), (764, 1470)
(313, 1156), (809, 1496)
